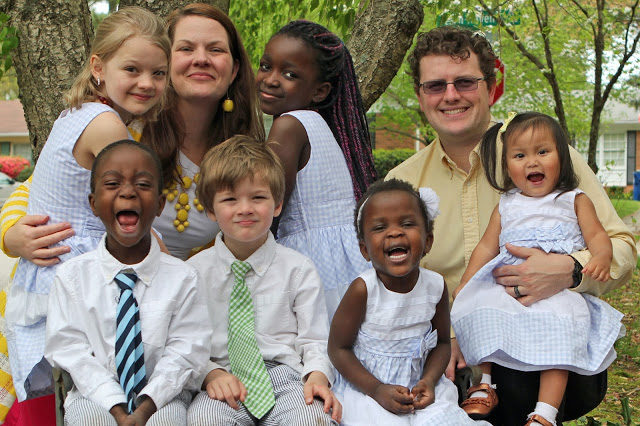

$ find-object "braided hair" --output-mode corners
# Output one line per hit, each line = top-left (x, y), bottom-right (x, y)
(274, 20), (377, 200)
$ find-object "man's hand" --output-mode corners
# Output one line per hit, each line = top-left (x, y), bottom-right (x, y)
(492, 244), (573, 306)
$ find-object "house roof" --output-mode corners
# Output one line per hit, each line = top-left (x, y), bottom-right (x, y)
(0, 100), (28, 136)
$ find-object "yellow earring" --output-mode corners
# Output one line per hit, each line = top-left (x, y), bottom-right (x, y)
(222, 92), (234, 112)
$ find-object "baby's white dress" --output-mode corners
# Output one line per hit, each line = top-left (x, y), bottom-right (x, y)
(334, 268), (483, 426)
(451, 189), (624, 374)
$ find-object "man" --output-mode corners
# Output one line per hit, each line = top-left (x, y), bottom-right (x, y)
(387, 26), (635, 425)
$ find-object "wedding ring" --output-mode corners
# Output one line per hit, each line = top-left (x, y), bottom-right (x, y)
(514, 285), (522, 298)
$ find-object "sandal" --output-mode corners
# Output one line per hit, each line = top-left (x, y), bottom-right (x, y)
(525, 414), (554, 426)
(460, 383), (498, 419)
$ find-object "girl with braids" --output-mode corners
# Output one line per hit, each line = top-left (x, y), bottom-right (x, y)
(256, 20), (377, 320)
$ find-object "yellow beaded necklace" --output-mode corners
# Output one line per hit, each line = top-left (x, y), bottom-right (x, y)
(162, 166), (205, 232)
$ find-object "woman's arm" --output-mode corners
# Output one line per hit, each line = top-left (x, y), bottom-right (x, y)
(1, 176), (74, 264)
(412, 283), (451, 409)
(266, 115), (310, 234)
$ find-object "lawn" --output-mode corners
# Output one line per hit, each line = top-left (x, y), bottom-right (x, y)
(610, 199), (640, 220)
(565, 197), (640, 425)
(565, 275), (640, 426)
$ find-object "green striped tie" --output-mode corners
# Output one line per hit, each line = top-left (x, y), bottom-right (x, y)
(228, 260), (275, 418)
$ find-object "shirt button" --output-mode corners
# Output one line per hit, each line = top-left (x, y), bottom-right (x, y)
(468, 218), (473, 223)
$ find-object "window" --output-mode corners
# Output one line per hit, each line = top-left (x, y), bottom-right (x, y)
(597, 133), (626, 186)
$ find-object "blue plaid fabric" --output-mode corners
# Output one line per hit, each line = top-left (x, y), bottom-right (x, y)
(275, 110), (370, 320)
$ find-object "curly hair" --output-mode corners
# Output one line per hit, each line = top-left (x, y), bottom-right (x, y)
(354, 179), (434, 241)
(408, 26), (497, 92)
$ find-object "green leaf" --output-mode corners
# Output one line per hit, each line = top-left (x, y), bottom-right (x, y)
(0, 27), (7, 40)
(4, 54), (11, 71)
(0, 13), (8, 25)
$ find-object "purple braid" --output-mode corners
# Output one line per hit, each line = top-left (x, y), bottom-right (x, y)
(275, 20), (377, 200)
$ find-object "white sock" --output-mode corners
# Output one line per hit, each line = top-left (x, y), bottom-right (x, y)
(469, 373), (493, 398)
(529, 401), (558, 425)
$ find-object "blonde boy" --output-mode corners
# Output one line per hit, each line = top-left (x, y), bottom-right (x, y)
(186, 136), (341, 425)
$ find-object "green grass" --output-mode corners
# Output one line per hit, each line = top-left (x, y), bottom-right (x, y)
(610, 198), (640, 219)
(565, 274), (640, 426)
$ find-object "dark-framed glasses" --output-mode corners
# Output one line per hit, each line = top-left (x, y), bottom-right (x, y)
(419, 77), (487, 95)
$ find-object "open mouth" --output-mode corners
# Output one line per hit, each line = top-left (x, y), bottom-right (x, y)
(117, 210), (140, 232)
(527, 172), (544, 183)
(387, 246), (409, 261)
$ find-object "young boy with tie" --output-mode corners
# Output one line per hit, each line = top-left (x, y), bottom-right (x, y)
(186, 135), (341, 425)
(45, 140), (212, 426)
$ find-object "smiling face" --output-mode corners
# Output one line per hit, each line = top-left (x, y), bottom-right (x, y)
(255, 35), (331, 116)
(505, 125), (561, 198)
(208, 174), (282, 260)
(89, 144), (165, 264)
(359, 190), (433, 292)
(91, 36), (168, 123)
(170, 15), (238, 106)
(416, 53), (495, 146)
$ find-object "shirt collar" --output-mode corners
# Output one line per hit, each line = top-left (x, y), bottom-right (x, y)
(435, 116), (498, 173)
(97, 233), (161, 286)
(214, 231), (277, 278)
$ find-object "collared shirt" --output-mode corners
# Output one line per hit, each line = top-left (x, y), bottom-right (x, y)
(188, 232), (335, 385)
(45, 234), (212, 412)
(387, 126), (636, 302)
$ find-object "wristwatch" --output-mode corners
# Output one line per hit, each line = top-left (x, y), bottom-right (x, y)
(570, 256), (582, 288)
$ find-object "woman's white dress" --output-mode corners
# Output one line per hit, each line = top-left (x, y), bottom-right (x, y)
(451, 189), (624, 374)
(334, 268), (482, 426)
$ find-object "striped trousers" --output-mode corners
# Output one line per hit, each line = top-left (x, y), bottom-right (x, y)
(187, 362), (337, 426)
(64, 389), (191, 426)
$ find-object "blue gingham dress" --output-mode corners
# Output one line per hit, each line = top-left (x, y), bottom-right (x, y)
(7, 102), (130, 400)
(334, 268), (482, 426)
(276, 110), (369, 320)
(451, 189), (625, 375)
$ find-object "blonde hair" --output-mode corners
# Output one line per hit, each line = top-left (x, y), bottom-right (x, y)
(65, 6), (170, 122)
(197, 136), (285, 213)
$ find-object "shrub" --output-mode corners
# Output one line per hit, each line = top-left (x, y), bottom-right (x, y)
(0, 156), (30, 179)
(15, 165), (33, 182)
(372, 149), (416, 178)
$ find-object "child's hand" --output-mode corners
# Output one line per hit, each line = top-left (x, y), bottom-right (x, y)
(372, 383), (415, 414)
(110, 404), (128, 425)
(410, 379), (436, 410)
(452, 283), (464, 300)
(303, 371), (342, 422)
(582, 257), (611, 282)
(204, 369), (247, 410)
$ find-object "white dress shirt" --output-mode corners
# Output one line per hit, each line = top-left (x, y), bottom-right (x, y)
(45, 234), (212, 412)
(188, 232), (335, 385)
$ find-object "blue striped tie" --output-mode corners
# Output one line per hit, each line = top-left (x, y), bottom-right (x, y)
(115, 272), (147, 413)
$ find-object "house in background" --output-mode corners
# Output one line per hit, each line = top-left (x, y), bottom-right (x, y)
(587, 99), (640, 188)
(0, 100), (32, 163)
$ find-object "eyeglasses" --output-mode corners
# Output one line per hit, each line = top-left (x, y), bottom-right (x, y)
(419, 77), (487, 95)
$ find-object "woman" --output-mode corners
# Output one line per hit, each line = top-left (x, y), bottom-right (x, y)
(1, 3), (263, 262)
(0, 4), (263, 424)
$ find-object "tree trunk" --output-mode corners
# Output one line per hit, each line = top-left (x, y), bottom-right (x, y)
(0, 0), (93, 162)
(120, 0), (230, 17)
(347, 0), (423, 111)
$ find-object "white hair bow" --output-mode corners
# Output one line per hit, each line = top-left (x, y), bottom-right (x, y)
(419, 187), (440, 219)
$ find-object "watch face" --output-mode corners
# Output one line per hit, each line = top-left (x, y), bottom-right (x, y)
(572, 258), (582, 287)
